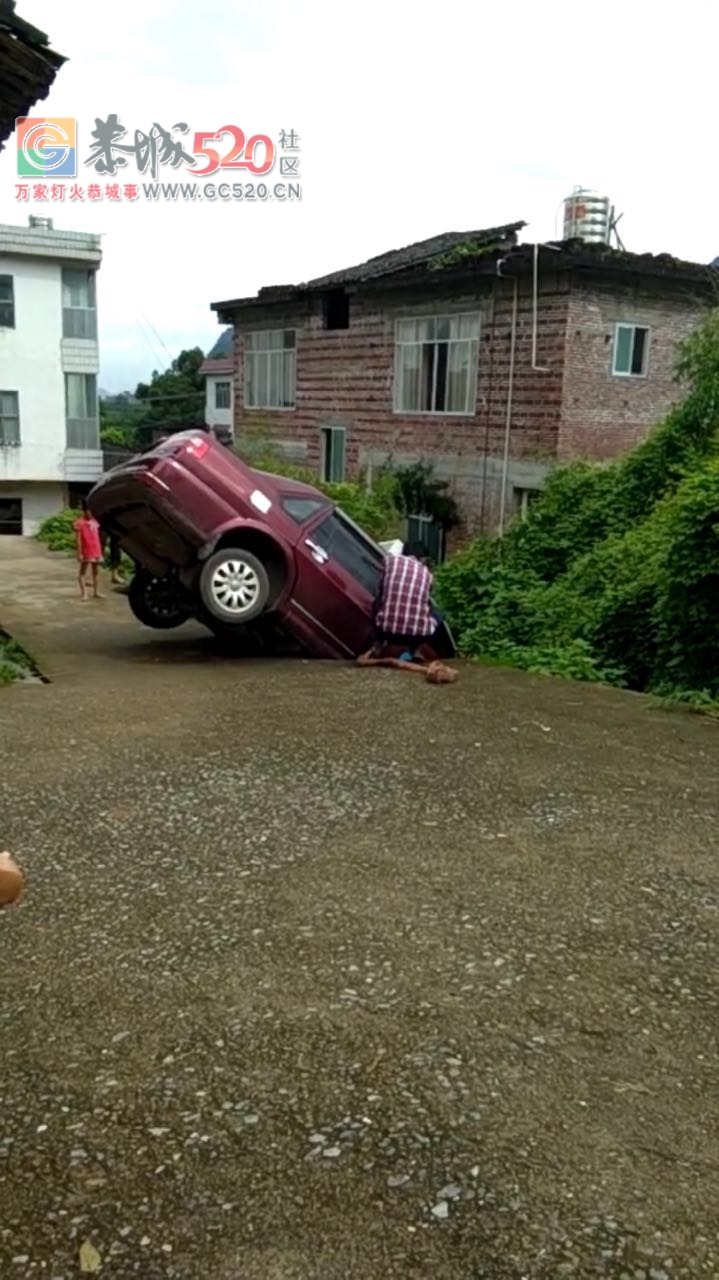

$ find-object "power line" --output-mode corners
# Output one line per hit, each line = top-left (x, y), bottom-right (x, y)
(134, 319), (165, 369)
(141, 313), (175, 363)
(101, 391), (205, 407)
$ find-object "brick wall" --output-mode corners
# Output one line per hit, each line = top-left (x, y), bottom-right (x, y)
(230, 273), (570, 534)
(559, 279), (707, 460)
(226, 267), (708, 533)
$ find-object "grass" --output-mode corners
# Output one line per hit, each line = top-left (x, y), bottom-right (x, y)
(0, 631), (39, 686)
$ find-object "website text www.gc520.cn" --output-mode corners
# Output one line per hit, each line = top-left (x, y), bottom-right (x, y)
(15, 181), (301, 203)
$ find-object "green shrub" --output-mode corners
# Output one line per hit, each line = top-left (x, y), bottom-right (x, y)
(36, 507), (78, 553)
(36, 508), (135, 577)
(0, 633), (35, 685)
(436, 309), (719, 707)
(236, 424), (403, 541)
(652, 461), (719, 696)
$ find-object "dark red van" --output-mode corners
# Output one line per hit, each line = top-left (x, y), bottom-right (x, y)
(88, 431), (455, 660)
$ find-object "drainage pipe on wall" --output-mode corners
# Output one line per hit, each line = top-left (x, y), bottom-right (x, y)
(497, 242), (562, 536)
(496, 256), (518, 539)
(531, 241), (562, 372)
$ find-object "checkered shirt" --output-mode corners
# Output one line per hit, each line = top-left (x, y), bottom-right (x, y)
(374, 555), (436, 637)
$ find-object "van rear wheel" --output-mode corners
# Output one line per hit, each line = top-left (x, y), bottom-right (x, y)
(128, 570), (193, 630)
(198, 548), (270, 624)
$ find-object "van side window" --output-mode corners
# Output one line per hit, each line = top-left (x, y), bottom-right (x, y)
(281, 497), (326, 524)
(310, 512), (383, 596)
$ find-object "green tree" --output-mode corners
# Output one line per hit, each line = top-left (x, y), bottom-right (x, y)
(133, 347), (206, 440)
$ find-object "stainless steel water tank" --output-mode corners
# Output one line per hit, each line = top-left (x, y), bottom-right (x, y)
(563, 188), (612, 244)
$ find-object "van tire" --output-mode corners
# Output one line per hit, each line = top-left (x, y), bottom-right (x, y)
(128, 570), (193, 630)
(198, 547), (270, 624)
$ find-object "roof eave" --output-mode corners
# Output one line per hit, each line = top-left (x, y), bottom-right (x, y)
(211, 236), (715, 321)
(212, 290), (308, 322)
(199, 357), (234, 375)
(0, 16), (68, 151)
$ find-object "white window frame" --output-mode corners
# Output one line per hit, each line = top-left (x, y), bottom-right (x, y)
(243, 328), (296, 410)
(612, 323), (650, 378)
(0, 390), (20, 445)
(214, 380), (231, 410)
(321, 426), (346, 483)
(394, 312), (480, 416)
(62, 268), (97, 340)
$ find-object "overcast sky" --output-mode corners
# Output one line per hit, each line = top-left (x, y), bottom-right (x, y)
(1, 0), (717, 391)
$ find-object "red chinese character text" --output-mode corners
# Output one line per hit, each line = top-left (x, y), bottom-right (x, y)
(16, 184), (29, 200)
(69, 184), (84, 200)
(51, 183), (65, 201)
(123, 183), (139, 200)
(106, 183), (121, 200)
(33, 184), (48, 200)
(88, 183), (102, 200)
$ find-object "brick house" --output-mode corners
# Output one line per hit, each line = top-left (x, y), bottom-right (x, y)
(210, 222), (713, 550)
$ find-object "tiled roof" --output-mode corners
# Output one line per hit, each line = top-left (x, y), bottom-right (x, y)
(211, 223), (526, 314)
(524, 238), (717, 283)
(0, 1), (66, 151)
(302, 222), (526, 288)
(199, 357), (233, 376)
(212, 224), (715, 320)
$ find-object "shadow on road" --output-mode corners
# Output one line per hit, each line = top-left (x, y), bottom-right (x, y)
(118, 625), (310, 668)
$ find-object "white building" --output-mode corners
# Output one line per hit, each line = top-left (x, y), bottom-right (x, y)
(199, 328), (234, 437)
(0, 216), (103, 535)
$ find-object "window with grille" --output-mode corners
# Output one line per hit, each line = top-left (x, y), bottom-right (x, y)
(244, 329), (295, 408)
(215, 380), (231, 409)
(0, 276), (15, 328)
(0, 391), (20, 445)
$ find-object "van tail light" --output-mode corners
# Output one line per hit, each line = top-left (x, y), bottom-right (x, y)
(185, 436), (210, 459)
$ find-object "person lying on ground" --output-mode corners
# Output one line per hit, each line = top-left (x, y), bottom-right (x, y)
(371, 541), (443, 661)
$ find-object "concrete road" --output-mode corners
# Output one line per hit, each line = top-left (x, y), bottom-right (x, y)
(0, 539), (717, 1279)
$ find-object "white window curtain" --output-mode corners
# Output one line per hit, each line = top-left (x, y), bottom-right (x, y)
(245, 330), (296, 408)
(62, 270), (97, 339)
(65, 375), (99, 449)
(395, 314), (479, 414)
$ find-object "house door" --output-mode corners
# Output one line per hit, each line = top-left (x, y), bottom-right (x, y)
(407, 514), (445, 562)
(0, 498), (22, 535)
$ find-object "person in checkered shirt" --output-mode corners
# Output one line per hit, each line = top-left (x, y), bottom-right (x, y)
(371, 541), (441, 659)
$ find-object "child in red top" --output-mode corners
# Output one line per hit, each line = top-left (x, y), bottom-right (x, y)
(73, 500), (103, 600)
